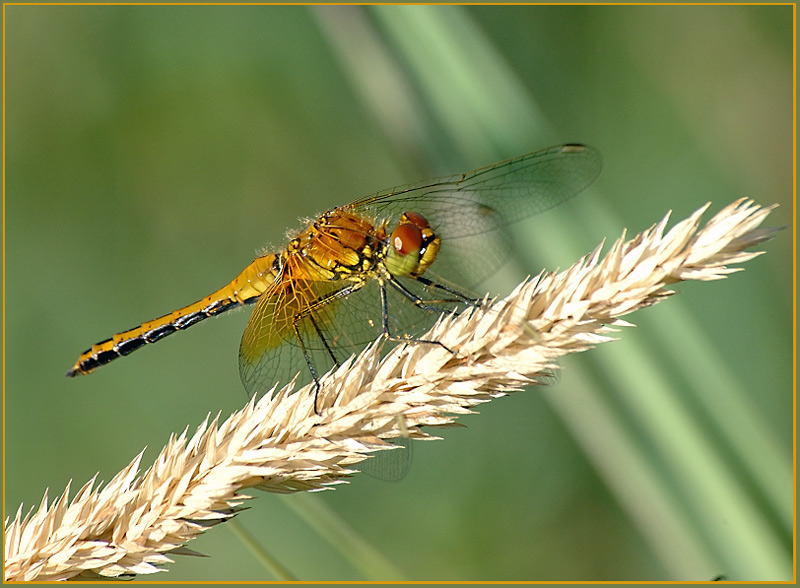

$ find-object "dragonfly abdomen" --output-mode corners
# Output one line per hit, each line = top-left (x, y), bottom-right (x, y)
(67, 253), (280, 377)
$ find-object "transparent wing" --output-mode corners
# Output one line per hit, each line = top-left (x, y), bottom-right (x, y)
(238, 260), (314, 397)
(239, 266), (465, 396)
(348, 144), (602, 287)
(350, 144), (601, 225)
(360, 437), (414, 482)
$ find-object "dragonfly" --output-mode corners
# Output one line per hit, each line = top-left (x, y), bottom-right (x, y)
(67, 144), (602, 414)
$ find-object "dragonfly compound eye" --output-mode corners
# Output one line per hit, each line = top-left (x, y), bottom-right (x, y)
(385, 212), (441, 278)
(400, 210), (430, 230)
(385, 222), (423, 277)
(392, 223), (423, 256)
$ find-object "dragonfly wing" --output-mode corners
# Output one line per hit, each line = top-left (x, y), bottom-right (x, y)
(238, 251), (351, 395)
(350, 144), (601, 224)
(238, 271), (462, 396)
(348, 144), (602, 288)
(360, 437), (414, 482)
(238, 257), (388, 395)
(444, 143), (601, 223)
(238, 268), (309, 397)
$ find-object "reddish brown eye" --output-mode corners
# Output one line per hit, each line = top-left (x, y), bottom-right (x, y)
(402, 211), (430, 229)
(391, 223), (423, 255)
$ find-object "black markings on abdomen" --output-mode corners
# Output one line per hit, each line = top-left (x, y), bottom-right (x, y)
(117, 337), (147, 356)
(76, 296), (243, 374)
(174, 312), (206, 329)
(144, 324), (177, 342)
(204, 298), (238, 316)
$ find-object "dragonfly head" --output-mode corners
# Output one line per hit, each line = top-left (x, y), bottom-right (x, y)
(385, 211), (441, 278)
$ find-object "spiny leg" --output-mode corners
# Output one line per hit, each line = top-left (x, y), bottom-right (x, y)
(400, 275), (485, 320)
(291, 281), (365, 414)
(386, 274), (476, 316)
(379, 277), (455, 355)
(290, 316), (324, 414)
(413, 275), (480, 307)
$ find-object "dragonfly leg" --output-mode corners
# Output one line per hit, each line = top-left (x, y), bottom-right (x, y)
(413, 275), (481, 307)
(386, 274), (476, 315)
(379, 278), (455, 355)
(292, 281), (365, 415)
(291, 317), (323, 414)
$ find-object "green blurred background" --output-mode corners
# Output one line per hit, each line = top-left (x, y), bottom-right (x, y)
(4, 5), (793, 581)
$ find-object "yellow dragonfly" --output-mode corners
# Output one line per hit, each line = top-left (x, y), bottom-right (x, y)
(67, 144), (602, 413)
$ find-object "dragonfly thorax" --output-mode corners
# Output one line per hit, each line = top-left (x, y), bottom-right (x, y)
(295, 210), (385, 281)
